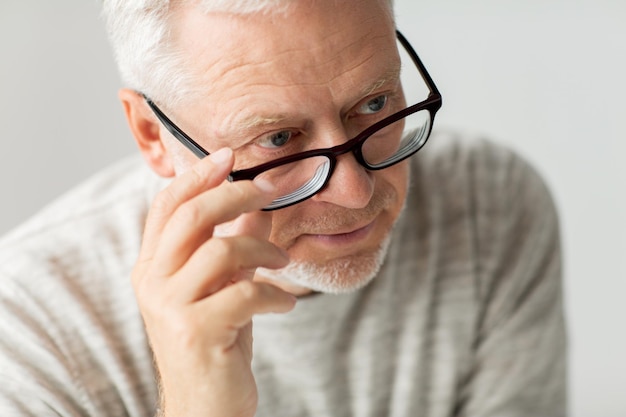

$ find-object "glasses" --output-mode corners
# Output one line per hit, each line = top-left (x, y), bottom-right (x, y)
(144, 30), (442, 210)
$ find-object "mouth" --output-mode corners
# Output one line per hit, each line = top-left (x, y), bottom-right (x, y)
(302, 219), (376, 246)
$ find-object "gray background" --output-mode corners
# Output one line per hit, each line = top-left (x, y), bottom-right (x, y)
(1, 1), (625, 415)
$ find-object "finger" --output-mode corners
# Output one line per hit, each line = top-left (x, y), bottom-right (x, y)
(170, 235), (289, 302)
(138, 148), (234, 264)
(215, 203), (273, 239)
(230, 210), (273, 240)
(199, 281), (297, 348)
(221, 210), (275, 283)
(152, 179), (278, 277)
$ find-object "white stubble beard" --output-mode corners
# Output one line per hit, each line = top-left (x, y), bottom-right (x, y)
(255, 232), (392, 294)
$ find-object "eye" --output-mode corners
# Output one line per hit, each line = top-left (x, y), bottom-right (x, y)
(257, 130), (293, 148)
(357, 95), (388, 115)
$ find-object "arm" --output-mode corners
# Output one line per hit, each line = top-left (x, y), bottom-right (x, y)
(459, 143), (567, 417)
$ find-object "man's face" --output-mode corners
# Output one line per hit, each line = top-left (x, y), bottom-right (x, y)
(165, 0), (409, 294)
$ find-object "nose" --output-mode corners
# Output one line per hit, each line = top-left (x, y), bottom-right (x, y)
(311, 150), (374, 209)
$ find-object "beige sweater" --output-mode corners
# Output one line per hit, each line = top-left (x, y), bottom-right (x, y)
(0, 132), (566, 416)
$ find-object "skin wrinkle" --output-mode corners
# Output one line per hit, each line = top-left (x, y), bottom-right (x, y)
(174, 2), (394, 98)
(193, 20), (377, 89)
(206, 50), (370, 95)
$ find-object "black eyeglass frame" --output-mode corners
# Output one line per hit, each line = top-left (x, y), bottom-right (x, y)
(144, 30), (442, 210)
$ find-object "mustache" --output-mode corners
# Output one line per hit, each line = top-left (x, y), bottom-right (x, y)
(277, 185), (396, 236)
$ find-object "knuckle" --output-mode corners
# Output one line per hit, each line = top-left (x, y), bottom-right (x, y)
(235, 280), (261, 301)
(189, 163), (210, 185)
(132, 275), (157, 311)
(209, 237), (238, 261)
(167, 310), (201, 349)
(151, 169), (206, 214)
(134, 284), (165, 318)
(152, 187), (177, 213)
(132, 281), (151, 309)
(228, 181), (257, 205)
(143, 300), (201, 349)
(174, 201), (204, 227)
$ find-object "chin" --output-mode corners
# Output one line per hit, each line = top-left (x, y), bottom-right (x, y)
(256, 234), (391, 294)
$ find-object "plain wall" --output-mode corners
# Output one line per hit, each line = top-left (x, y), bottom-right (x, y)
(1, 1), (625, 416)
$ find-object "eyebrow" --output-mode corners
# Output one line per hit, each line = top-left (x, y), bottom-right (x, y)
(233, 113), (290, 132)
(359, 64), (402, 98)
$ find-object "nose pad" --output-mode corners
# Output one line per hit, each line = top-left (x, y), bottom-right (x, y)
(312, 151), (374, 209)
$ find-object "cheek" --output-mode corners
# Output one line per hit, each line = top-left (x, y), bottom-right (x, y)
(379, 161), (410, 208)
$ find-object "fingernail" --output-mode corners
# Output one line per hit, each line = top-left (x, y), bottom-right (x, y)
(209, 147), (232, 164)
(254, 178), (276, 193)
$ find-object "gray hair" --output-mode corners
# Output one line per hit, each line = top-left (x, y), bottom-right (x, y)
(102, 0), (394, 107)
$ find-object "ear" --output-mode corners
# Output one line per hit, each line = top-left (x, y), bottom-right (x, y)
(118, 88), (176, 178)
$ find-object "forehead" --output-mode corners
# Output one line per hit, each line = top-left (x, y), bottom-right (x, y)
(171, 0), (397, 139)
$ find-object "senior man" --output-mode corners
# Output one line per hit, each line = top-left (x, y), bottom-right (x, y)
(0, 0), (566, 416)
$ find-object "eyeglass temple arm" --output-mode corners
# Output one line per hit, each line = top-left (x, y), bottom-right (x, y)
(142, 94), (210, 159)
(395, 30), (441, 99)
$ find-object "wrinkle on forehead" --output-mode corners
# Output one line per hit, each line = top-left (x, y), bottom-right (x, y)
(197, 38), (391, 97)
(173, 0), (395, 91)
(212, 58), (400, 142)
(170, 0), (397, 142)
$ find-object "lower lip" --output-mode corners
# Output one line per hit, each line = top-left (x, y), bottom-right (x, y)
(305, 220), (376, 246)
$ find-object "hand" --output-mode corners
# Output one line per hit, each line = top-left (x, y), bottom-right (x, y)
(131, 148), (296, 417)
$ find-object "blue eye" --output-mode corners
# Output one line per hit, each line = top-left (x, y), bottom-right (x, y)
(258, 130), (293, 148)
(358, 95), (388, 114)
